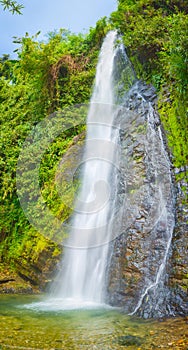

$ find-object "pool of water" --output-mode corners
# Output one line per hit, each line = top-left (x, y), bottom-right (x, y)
(0, 295), (187, 349)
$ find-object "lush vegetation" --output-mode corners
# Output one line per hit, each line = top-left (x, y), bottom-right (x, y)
(110, 0), (188, 179)
(0, 22), (109, 280)
(0, 0), (187, 286)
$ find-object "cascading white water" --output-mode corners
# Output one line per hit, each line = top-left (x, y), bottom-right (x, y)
(53, 30), (119, 305)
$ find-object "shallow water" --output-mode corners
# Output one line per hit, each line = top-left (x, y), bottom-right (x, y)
(0, 295), (187, 349)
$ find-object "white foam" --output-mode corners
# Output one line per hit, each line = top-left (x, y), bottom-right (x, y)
(22, 297), (113, 311)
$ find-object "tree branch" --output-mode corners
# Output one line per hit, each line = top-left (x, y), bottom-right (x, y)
(0, 0), (24, 14)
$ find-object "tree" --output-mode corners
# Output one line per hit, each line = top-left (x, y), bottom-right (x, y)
(0, 0), (23, 14)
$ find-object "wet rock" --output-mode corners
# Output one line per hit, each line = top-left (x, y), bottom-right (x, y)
(107, 80), (178, 318)
(0, 265), (37, 294)
(0, 278), (15, 284)
(168, 175), (188, 316)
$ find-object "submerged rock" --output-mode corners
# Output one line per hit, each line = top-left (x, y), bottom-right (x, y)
(115, 334), (143, 346)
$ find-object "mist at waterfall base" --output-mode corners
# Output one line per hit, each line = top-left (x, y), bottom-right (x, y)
(24, 31), (175, 317)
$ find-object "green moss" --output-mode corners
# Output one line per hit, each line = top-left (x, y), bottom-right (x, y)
(136, 124), (147, 134)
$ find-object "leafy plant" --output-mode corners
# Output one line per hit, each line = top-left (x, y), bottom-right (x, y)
(0, 0), (23, 14)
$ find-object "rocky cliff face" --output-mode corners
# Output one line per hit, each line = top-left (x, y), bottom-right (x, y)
(168, 174), (188, 315)
(106, 80), (188, 318)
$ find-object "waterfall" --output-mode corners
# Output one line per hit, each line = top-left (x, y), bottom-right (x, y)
(52, 30), (120, 306)
(22, 30), (176, 318)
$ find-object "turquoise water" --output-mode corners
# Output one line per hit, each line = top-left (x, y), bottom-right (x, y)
(0, 295), (187, 349)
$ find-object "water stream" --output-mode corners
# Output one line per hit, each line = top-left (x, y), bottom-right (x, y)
(52, 30), (120, 305)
